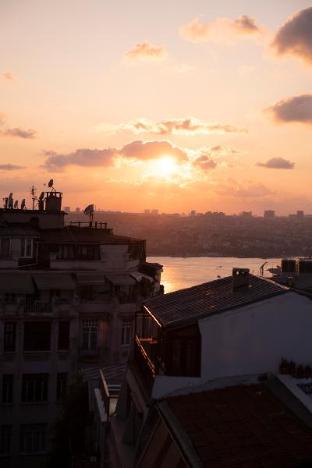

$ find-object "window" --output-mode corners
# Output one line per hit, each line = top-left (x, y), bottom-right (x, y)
(121, 322), (133, 345)
(21, 238), (33, 258)
(0, 238), (10, 258)
(82, 320), (97, 350)
(20, 424), (47, 454)
(4, 322), (16, 352)
(24, 322), (51, 351)
(0, 425), (11, 455)
(56, 373), (67, 401)
(58, 321), (70, 350)
(4, 293), (16, 304)
(21, 374), (48, 402)
(2, 375), (14, 404)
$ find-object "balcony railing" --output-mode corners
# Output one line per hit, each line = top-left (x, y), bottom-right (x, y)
(134, 336), (163, 392)
(23, 301), (52, 313)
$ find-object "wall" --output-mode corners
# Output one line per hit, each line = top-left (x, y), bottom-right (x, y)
(199, 292), (312, 380)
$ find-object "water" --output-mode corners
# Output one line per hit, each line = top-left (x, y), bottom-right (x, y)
(149, 257), (281, 293)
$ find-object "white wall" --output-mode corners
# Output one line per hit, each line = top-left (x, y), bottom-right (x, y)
(199, 292), (312, 380)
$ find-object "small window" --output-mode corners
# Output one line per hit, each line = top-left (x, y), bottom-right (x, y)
(20, 424), (47, 454)
(21, 238), (33, 258)
(2, 375), (14, 404)
(4, 322), (16, 352)
(0, 425), (11, 455)
(82, 320), (97, 350)
(56, 373), (68, 401)
(58, 321), (70, 350)
(24, 322), (51, 351)
(21, 374), (48, 402)
(121, 322), (133, 345)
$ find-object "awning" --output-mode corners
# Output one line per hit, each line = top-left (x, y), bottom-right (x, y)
(76, 272), (106, 286)
(33, 273), (75, 290)
(0, 272), (34, 294)
(105, 274), (136, 286)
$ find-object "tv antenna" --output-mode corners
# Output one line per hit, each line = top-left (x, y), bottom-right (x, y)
(30, 185), (37, 210)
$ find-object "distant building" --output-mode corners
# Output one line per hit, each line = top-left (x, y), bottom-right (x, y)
(264, 210), (275, 218)
(190, 210), (196, 216)
(63, 206), (71, 212)
(240, 211), (253, 217)
(144, 209), (150, 215)
(75, 207), (81, 212)
(297, 210), (304, 218)
(151, 209), (159, 215)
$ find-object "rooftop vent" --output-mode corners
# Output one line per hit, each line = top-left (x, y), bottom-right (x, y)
(232, 268), (250, 290)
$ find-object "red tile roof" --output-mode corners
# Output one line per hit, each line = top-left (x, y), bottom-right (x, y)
(167, 384), (312, 468)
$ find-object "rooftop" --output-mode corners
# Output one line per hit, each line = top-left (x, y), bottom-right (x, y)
(166, 382), (312, 468)
(144, 274), (288, 327)
(40, 226), (144, 245)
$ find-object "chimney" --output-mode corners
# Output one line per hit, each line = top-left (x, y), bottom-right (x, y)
(232, 268), (250, 290)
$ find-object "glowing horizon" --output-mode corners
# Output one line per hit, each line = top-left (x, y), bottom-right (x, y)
(1, 0), (312, 215)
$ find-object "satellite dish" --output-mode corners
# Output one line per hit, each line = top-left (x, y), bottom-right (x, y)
(21, 199), (26, 210)
(84, 204), (95, 222)
(14, 200), (18, 209)
(39, 192), (44, 201)
(48, 179), (54, 188)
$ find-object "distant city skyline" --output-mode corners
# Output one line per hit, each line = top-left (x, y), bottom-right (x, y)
(1, 0), (312, 214)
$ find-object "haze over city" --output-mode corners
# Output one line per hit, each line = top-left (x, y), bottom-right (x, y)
(1, 0), (312, 214)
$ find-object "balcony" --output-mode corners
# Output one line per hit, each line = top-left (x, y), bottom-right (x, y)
(133, 336), (162, 392)
(23, 301), (52, 314)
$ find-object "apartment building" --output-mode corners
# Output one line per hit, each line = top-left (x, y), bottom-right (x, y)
(0, 186), (162, 467)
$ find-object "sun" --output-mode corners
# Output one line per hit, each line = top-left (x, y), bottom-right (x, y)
(151, 156), (178, 179)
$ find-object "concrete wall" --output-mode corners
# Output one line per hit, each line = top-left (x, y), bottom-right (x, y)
(199, 292), (312, 380)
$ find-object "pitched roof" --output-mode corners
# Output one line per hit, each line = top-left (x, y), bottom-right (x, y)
(144, 274), (287, 327)
(166, 383), (312, 468)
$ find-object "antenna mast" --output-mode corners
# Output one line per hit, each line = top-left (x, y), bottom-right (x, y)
(30, 185), (37, 210)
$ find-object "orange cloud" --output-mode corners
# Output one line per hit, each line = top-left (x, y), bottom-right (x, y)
(125, 41), (167, 61)
(180, 16), (260, 43)
(98, 117), (247, 135)
(2, 72), (14, 81)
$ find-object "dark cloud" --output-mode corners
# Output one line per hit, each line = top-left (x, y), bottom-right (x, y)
(0, 164), (25, 170)
(125, 42), (167, 61)
(1, 128), (36, 139)
(257, 157), (295, 170)
(269, 94), (312, 124)
(120, 140), (188, 161)
(44, 140), (188, 169)
(273, 7), (312, 63)
(193, 155), (217, 170)
(44, 148), (117, 170)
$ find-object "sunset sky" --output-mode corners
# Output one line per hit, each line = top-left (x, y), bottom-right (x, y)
(1, 0), (312, 214)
